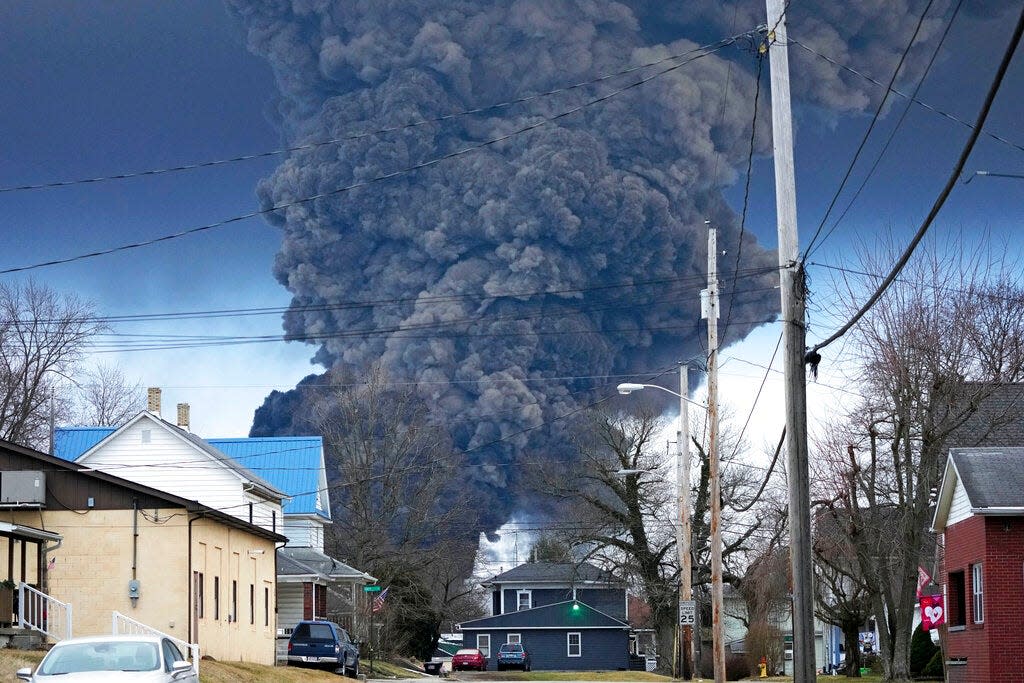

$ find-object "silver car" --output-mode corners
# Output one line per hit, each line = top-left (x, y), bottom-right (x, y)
(16, 635), (198, 682)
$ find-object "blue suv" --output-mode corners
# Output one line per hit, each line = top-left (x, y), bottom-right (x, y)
(496, 642), (531, 671)
(287, 620), (360, 677)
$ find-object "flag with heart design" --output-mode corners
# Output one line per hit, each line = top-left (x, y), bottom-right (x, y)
(920, 593), (945, 631)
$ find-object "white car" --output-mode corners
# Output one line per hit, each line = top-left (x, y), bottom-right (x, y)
(16, 635), (198, 682)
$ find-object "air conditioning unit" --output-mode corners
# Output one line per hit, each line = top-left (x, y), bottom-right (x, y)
(0, 471), (45, 507)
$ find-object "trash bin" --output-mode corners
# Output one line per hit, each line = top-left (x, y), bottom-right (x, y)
(424, 661), (443, 675)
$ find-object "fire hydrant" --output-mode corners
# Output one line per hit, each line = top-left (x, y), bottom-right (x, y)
(759, 656), (768, 678)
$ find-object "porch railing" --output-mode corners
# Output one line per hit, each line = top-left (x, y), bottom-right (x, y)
(18, 582), (72, 642)
(112, 611), (200, 675)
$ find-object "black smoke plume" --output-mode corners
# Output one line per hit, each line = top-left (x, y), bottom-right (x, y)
(232, 0), (977, 529)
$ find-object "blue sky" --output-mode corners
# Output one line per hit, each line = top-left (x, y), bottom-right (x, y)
(2, 1), (1022, 439)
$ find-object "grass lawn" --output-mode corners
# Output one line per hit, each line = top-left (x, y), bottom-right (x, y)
(0, 648), (420, 682)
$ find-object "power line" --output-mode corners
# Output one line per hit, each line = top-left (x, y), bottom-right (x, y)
(722, 49), (766, 340)
(0, 33), (755, 195)
(803, 0), (965, 260)
(808, 261), (1024, 303)
(811, 5), (1024, 354)
(0, 36), (740, 276)
(13, 266), (780, 327)
(788, 38), (1024, 158)
(802, 0), (939, 258)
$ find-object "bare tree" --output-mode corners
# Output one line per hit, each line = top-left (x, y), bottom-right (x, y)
(816, 236), (1024, 681)
(75, 363), (145, 426)
(314, 364), (479, 655)
(0, 280), (102, 448)
(534, 404), (763, 673)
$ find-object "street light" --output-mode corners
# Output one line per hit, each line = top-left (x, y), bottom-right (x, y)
(616, 366), (701, 680)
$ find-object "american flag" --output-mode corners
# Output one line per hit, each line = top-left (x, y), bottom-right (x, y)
(47, 557), (56, 571)
(372, 587), (389, 613)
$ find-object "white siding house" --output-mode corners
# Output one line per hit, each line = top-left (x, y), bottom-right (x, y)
(74, 412), (285, 535)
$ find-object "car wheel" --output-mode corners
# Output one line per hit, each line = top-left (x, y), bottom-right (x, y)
(345, 658), (359, 678)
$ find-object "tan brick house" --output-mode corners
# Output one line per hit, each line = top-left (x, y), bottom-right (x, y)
(0, 438), (285, 664)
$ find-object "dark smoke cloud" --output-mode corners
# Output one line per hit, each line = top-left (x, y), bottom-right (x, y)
(231, 0), (970, 527)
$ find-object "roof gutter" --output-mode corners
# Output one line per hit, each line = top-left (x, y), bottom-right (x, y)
(971, 507), (1024, 516)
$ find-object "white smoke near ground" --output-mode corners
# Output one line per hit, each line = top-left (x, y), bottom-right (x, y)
(229, 0), (989, 526)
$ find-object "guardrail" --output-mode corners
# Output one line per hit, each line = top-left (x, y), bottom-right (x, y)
(18, 583), (72, 642)
(112, 610), (200, 675)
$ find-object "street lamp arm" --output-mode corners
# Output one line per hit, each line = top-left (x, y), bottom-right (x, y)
(616, 382), (705, 409)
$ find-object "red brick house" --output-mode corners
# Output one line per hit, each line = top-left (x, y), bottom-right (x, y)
(932, 447), (1024, 683)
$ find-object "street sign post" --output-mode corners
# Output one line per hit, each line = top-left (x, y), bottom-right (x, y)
(364, 585), (382, 593)
(679, 600), (696, 626)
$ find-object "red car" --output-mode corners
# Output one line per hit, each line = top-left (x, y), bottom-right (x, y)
(451, 648), (487, 671)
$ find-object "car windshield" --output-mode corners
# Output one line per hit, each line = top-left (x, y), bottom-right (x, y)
(500, 644), (523, 652)
(455, 649), (478, 656)
(40, 640), (160, 674)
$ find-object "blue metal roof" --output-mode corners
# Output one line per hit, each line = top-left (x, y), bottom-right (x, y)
(53, 427), (115, 461)
(208, 437), (328, 518)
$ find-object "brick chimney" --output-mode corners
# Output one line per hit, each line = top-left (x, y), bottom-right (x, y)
(147, 387), (161, 416)
(177, 403), (190, 431)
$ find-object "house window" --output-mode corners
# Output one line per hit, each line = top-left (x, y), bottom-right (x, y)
(232, 580), (238, 622)
(250, 584), (255, 625)
(517, 590), (531, 611)
(265, 587), (270, 627)
(948, 570), (966, 627)
(971, 563), (984, 624)
(507, 634), (521, 644)
(568, 632), (582, 657)
(214, 577), (220, 620)
(477, 634), (490, 658)
(197, 573), (204, 619)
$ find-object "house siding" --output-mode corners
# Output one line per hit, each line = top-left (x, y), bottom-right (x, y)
(948, 479), (973, 527)
(77, 419), (283, 535)
(577, 588), (625, 620)
(497, 586), (624, 619)
(81, 421), (246, 516)
(460, 628), (628, 671)
(283, 517), (325, 551)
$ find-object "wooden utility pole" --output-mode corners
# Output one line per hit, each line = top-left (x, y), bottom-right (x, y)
(704, 224), (725, 683)
(765, 1), (816, 680)
(677, 363), (694, 680)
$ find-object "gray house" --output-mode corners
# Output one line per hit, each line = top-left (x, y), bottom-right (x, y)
(458, 562), (630, 671)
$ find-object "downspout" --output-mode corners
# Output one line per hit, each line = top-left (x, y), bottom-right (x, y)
(132, 499), (138, 580)
(188, 513), (197, 646)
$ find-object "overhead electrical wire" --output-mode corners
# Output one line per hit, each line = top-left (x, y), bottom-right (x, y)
(788, 38), (1024, 158)
(811, 4), (1024, 354)
(81, 288), (779, 351)
(809, 261), (1024, 303)
(0, 32), (757, 195)
(0, 34), (745, 276)
(802, 0), (965, 260)
(721, 49), (766, 340)
(801, 0), (939, 259)
(11, 265), (780, 327)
